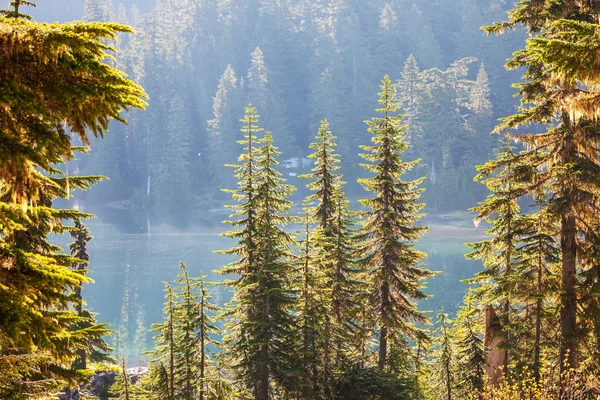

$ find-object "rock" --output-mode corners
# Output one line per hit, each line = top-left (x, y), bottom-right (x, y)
(59, 367), (148, 400)
(126, 367), (149, 385)
(89, 372), (118, 400)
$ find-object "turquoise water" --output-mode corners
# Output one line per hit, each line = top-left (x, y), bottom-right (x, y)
(57, 207), (484, 362)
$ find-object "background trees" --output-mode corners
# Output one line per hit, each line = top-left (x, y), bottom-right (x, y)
(23, 0), (520, 215)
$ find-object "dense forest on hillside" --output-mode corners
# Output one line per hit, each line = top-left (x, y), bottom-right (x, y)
(4, 0), (600, 399)
(50, 0), (527, 220)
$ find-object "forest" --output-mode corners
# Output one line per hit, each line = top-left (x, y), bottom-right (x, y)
(3, 0), (600, 399)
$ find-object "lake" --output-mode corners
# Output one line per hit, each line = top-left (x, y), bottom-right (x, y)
(55, 206), (484, 363)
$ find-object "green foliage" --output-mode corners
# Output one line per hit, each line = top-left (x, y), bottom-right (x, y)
(481, 0), (600, 374)
(453, 292), (485, 397)
(0, 17), (147, 205)
(0, 0), (36, 19)
(219, 107), (297, 398)
(333, 365), (417, 400)
(359, 75), (433, 371)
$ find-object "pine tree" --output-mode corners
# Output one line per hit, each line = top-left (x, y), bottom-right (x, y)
(251, 130), (297, 397)
(68, 217), (113, 372)
(84, 0), (107, 22)
(208, 65), (244, 192)
(396, 54), (422, 152)
(194, 273), (221, 400)
(220, 108), (297, 399)
(453, 292), (485, 397)
(69, 218), (93, 315)
(484, 0), (600, 374)
(111, 356), (149, 400)
(154, 94), (192, 211)
(511, 199), (560, 379)
(173, 263), (198, 400)
(295, 199), (328, 399)
(111, 357), (132, 400)
(148, 283), (177, 400)
(358, 75), (433, 371)
(466, 140), (522, 377)
(301, 119), (342, 229)
(0, 0), (36, 19)
(245, 47), (294, 156)
(432, 310), (455, 400)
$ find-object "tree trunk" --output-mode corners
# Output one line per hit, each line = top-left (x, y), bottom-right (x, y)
(484, 308), (506, 386)
(378, 281), (390, 370)
(533, 240), (543, 381)
(560, 131), (578, 375)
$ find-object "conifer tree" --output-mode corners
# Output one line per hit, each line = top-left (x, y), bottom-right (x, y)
(220, 108), (297, 399)
(148, 283), (176, 400)
(68, 216), (113, 371)
(111, 357), (132, 400)
(208, 65), (244, 191)
(453, 292), (485, 397)
(69, 218), (92, 315)
(84, 0), (107, 22)
(466, 140), (523, 375)
(154, 94), (192, 211)
(484, 0), (600, 373)
(358, 75), (433, 371)
(246, 47), (294, 155)
(301, 119), (342, 229)
(111, 356), (149, 400)
(251, 130), (297, 397)
(432, 311), (455, 400)
(194, 273), (221, 400)
(295, 199), (328, 399)
(0, 0), (36, 19)
(174, 263), (198, 400)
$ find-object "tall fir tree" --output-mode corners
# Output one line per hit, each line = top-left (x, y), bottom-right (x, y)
(208, 65), (244, 193)
(0, 0), (36, 19)
(295, 199), (328, 399)
(358, 75), (433, 371)
(432, 310), (455, 400)
(466, 140), (523, 378)
(453, 292), (485, 397)
(147, 283), (176, 400)
(220, 107), (297, 399)
(153, 94), (192, 212)
(484, 0), (600, 373)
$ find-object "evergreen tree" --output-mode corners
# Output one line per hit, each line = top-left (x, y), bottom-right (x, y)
(194, 272), (221, 400)
(148, 283), (176, 400)
(301, 119), (342, 229)
(466, 140), (523, 375)
(453, 292), (485, 397)
(511, 199), (560, 379)
(173, 263), (199, 400)
(208, 65), (244, 192)
(154, 94), (192, 212)
(111, 357), (132, 400)
(432, 310), (455, 400)
(220, 108), (297, 399)
(484, 0), (600, 374)
(68, 216), (113, 372)
(358, 76), (433, 371)
(295, 199), (328, 399)
(246, 47), (294, 155)
(84, 0), (106, 22)
(0, 0), (36, 19)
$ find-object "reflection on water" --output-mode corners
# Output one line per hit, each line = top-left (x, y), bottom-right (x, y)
(54, 206), (483, 363)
